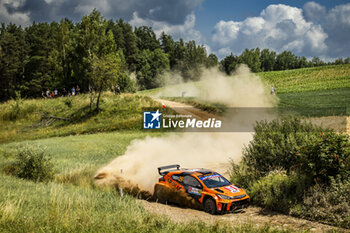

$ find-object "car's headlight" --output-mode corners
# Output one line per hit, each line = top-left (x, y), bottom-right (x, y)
(217, 194), (232, 200)
(217, 194), (247, 200)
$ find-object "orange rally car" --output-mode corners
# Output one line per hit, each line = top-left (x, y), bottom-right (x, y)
(153, 165), (250, 214)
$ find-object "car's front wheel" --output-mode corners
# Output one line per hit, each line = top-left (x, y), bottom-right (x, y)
(203, 197), (217, 215)
(154, 184), (167, 204)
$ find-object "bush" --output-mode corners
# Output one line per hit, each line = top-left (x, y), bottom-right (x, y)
(249, 170), (310, 213)
(9, 146), (54, 182)
(63, 98), (73, 108)
(297, 132), (350, 184)
(241, 117), (349, 183)
(291, 177), (350, 228)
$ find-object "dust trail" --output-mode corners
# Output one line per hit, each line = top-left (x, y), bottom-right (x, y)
(95, 65), (278, 194)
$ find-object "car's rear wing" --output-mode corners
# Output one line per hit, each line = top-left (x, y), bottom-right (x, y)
(158, 164), (180, 176)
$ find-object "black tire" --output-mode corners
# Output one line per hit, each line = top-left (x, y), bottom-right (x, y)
(203, 198), (217, 215)
(154, 184), (167, 204)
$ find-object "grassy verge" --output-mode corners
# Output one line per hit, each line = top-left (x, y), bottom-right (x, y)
(0, 93), (165, 144)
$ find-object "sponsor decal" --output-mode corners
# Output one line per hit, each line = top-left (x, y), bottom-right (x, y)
(188, 187), (202, 195)
(224, 185), (240, 193)
(199, 174), (221, 181)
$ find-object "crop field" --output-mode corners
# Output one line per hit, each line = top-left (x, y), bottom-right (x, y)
(259, 64), (350, 93)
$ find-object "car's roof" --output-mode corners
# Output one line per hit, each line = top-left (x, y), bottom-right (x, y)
(167, 168), (214, 176)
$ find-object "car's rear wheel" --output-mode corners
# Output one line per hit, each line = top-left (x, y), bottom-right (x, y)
(203, 198), (217, 215)
(154, 184), (167, 204)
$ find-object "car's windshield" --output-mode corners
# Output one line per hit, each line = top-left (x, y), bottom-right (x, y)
(198, 173), (231, 188)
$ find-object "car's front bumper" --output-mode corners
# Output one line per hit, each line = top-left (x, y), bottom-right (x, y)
(217, 197), (250, 212)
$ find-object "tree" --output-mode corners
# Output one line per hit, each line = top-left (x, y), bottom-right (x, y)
(297, 56), (308, 68)
(131, 48), (169, 90)
(206, 53), (218, 68)
(24, 22), (58, 97)
(220, 53), (238, 75)
(91, 51), (125, 111)
(275, 51), (298, 70)
(238, 48), (261, 72)
(260, 49), (276, 71)
(0, 23), (28, 101)
(134, 26), (160, 51)
(181, 40), (207, 81)
(160, 32), (176, 68)
(311, 57), (325, 67)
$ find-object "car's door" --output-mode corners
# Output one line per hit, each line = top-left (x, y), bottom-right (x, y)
(182, 175), (203, 200)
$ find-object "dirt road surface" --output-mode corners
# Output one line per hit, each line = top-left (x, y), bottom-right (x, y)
(140, 200), (345, 232)
(155, 98), (221, 121)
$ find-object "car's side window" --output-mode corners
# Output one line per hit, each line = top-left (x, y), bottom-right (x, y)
(172, 175), (183, 182)
(183, 176), (202, 188)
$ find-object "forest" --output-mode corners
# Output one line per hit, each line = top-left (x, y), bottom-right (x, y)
(1, 9), (349, 102)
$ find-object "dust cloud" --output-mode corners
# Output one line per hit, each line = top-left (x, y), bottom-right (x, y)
(94, 65), (278, 194)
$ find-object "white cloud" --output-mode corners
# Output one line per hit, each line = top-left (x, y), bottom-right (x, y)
(130, 12), (204, 43)
(212, 20), (241, 45)
(211, 4), (328, 57)
(0, 0), (30, 26)
(303, 1), (326, 22)
(212, 2), (350, 59)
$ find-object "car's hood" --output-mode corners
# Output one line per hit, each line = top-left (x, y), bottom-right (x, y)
(212, 185), (246, 197)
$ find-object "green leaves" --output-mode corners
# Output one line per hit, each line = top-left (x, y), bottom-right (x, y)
(9, 146), (54, 182)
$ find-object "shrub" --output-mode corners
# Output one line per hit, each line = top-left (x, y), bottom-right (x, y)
(291, 177), (350, 228)
(297, 132), (350, 184)
(242, 117), (322, 180)
(63, 98), (73, 108)
(249, 170), (310, 213)
(241, 116), (350, 183)
(10, 146), (54, 182)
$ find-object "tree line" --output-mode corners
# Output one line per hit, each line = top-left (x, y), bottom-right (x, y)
(220, 48), (350, 75)
(1, 10), (349, 102)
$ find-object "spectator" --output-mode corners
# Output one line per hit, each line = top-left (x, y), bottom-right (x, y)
(46, 89), (50, 98)
(72, 87), (76, 96)
(115, 84), (120, 95)
(41, 91), (46, 99)
(63, 88), (68, 97)
(54, 89), (58, 97)
(271, 86), (276, 95)
(76, 85), (80, 95)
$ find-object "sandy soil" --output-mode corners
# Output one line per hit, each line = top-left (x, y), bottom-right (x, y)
(307, 116), (349, 135)
(139, 200), (345, 232)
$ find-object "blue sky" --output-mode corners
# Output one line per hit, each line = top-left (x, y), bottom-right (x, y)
(1, 0), (350, 59)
